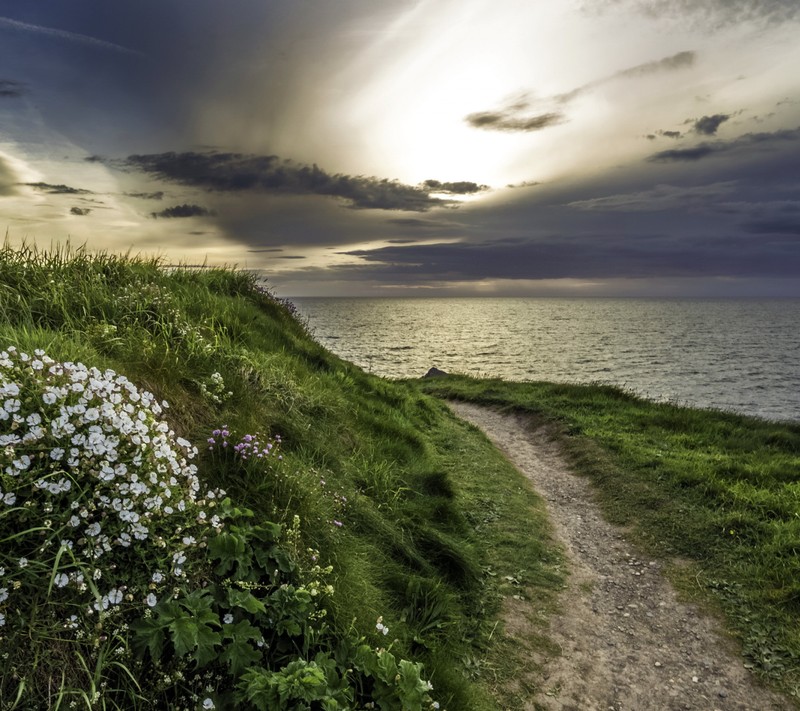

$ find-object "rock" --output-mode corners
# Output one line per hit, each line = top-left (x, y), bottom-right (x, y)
(423, 367), (448, 378)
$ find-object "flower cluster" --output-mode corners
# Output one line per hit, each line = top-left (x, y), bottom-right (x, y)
(207, 427), (282, 461)
(198, 372), (232, 405)
(0, 346), (223, 635)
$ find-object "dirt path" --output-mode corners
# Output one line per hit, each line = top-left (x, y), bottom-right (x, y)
(448, 401), (793, 711)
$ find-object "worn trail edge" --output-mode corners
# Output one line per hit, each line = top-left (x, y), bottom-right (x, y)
(448, 401), (793, 711)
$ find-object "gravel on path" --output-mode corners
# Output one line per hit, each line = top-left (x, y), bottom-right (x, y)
(448, 401), (793, 711)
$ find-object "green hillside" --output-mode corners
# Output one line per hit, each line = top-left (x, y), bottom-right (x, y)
(0, 246), (563, 710)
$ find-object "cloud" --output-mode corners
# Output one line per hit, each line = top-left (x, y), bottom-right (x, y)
(648, 126), (800, 162)
(616, 50), (696, 78)
(693, 114), (730, 135)
(151, 204), (214, 219)
(342, 232), (800, 282)
(422, 180), (488, 194)
(556, 50), (697, 104)
(122, 151), (467, 212)
(0, 79), (25, 98)
(466, 50), (694, 134)
(567, 182), (738, 211)
(25, 181), (93, 195)
(659, 130), (683, 139)
(70, 207), (91, 216)
(465, 109), (565, 133)
(125, 191), (164, 200)
(386, 218), (442, 228)
(648, 145), (717, 161)
(744, 218), (800, 234)
(585, 0), (800, 25)
(0, 16), (142, 56)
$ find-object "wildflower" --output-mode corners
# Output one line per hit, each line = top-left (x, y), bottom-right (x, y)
(223, 613), (234, 624)
(376, 617), (389, 636)
(202, 699), (215, 710)
(0, 587), (7, 602)
(54, 574), (69, 588)
(107, 588), (123, 605)
(0, 613), (5, 627)
(18, 557), (28, 568)
(146, 593), (157, 607)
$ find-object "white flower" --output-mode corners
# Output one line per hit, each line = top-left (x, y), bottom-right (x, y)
(223, 613), (234, 624)
(0, 587), (8, 603)
(86, 522), (101, 537)
(151, 571), (164, 584)
(202, 699), (215, 710)
(146, 593), (157, 607)
(54, 573), (69, 588)
(107, 588), (123, 605)
(18, 557), (28, 568)
(0, 613), (5, 627)
(3, 492), (16, 506)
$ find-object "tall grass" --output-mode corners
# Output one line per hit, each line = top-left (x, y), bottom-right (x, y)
(0, 244), (564, 709)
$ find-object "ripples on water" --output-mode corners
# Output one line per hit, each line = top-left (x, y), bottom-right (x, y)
(292, 298), (800, 423)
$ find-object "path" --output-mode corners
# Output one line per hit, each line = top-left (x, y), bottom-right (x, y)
(448, 401), (792, 711)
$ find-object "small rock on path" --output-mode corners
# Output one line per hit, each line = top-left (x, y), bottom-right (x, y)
(448, 401), (793, 711)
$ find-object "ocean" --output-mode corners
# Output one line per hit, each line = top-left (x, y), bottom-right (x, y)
(291, 298), (800, 423)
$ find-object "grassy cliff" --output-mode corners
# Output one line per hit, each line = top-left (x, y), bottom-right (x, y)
(0, 246), (563, 710)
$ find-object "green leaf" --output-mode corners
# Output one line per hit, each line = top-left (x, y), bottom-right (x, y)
(221, 635), (262, 677)
(398, 660), (427, 709)
(192, 623), (221, 667)
(168, 613), (198, 657)
(130, 616), (166, 662)
(227, 587), (267, 614)
(209, 531), (247, 576)
(376, 650), (399, 685)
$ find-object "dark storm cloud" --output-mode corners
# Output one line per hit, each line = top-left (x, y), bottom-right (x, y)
(151, 204), (214, 219)
(648, 126), (800, 162)
(744, 218), (800, 234)
(70, 207), (91, 216)
(343, 232), (800, 281)
(693, 114), (730, 135)
(465, 109), (565, 133)
(122, 152), (460, 212)
(25, 181), (93, 194)
(0, 79), (24, 97)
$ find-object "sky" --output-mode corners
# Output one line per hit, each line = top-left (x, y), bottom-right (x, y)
(1, 0), (799, 297)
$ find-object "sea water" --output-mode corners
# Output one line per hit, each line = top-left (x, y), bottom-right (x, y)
(291, 298), (800, 423)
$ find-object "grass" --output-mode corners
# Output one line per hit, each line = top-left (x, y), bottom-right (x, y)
(418, 374), (800, 700)
(0, 244), (563, 710)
